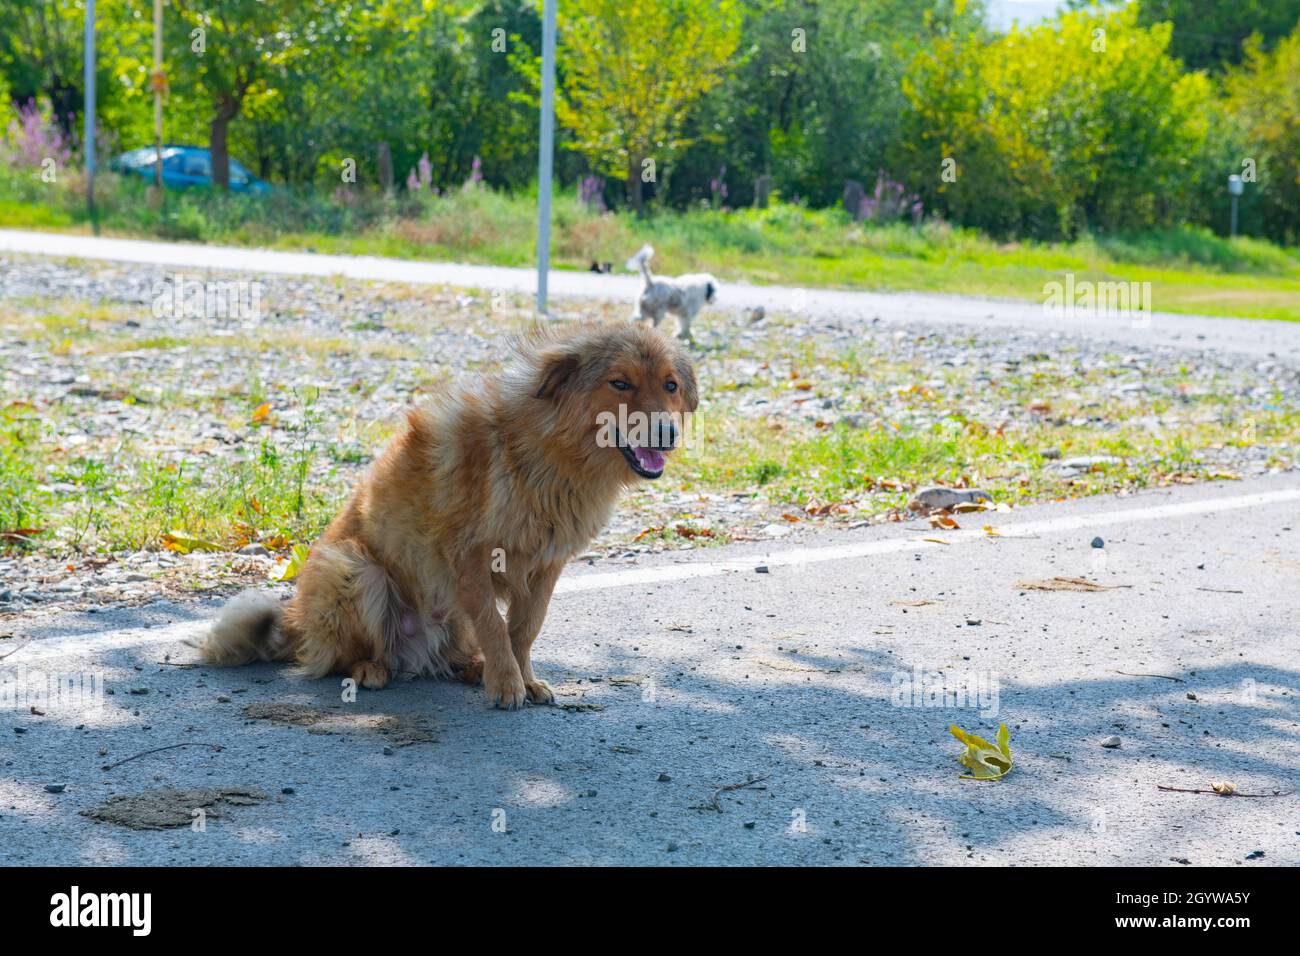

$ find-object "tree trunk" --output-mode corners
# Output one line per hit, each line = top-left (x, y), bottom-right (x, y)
(209, 97), (240, 190)
(626, 155), (644, 216)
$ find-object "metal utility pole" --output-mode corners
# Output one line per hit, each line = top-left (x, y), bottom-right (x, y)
(84, 0), (96, 221)
(535, 0), (557, 315)
(152, 0), (164, 190)
(1227, 174), (1243, 238)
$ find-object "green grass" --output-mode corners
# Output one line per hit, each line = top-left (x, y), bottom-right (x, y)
(4, 169), (1300, 321)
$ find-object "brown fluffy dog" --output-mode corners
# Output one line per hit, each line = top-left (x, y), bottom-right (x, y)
(196, 323), (697, 708)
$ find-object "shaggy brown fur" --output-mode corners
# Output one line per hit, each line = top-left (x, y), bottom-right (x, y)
(197, 323), (698, 708)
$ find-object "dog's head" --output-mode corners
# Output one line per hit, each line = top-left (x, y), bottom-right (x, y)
(528, 323), (698, 482)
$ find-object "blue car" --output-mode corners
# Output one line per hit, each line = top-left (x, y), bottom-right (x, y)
(112, 145), (270, 194)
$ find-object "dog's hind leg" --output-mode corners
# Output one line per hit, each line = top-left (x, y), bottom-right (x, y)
(677, 308), (695, 342)
(282, 541), (399, 690)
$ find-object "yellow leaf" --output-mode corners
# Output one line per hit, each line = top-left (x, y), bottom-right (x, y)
(983, 524), (1001, 537)
(269, 543), (311, 582)
(950, 723), (1013, 781)
(251, 402), (271, 424)
(160, 530), (222, 554)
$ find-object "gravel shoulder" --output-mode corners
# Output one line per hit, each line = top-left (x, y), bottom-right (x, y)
(3, 252), (1297, 623)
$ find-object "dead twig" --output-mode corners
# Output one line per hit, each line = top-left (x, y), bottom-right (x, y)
(1194, 587), (1244, 594)
(1156, 785), (1294, 798)
(154, 660), (201, 668)
(101, 742), (224, 771)
(1108, 669), (1185, 683)
(0, 640), (30, 662)
(694, 773), (770, 813)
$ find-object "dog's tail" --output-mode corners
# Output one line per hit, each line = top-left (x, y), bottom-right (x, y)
(626, 244), (655, 287)
(191, 590), (292, 667)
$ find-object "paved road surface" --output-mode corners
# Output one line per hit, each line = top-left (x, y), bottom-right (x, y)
(2, 475), (1297, 865)
(2, 228), (1299, 360)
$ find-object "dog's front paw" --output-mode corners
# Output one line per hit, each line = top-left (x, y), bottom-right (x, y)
(524, 678), (555, 705)
(350, 659), (390, 690)
(484, 664), (527, 710)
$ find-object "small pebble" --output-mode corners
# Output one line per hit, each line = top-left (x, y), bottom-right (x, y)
(1100, 735), (1122, 749)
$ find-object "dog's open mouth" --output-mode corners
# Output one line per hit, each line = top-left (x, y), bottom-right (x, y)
(615, 430), (668, 479)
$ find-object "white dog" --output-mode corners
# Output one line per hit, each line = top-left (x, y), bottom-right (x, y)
(626, 244), (717, 341)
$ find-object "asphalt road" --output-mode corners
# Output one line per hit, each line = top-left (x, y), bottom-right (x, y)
(3, 228), (1300, 360)
(3, 474), (1298, 865)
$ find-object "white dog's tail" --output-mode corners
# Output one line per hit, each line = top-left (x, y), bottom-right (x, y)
(190, 590), (292, 666)
(626, 244), (655, 287)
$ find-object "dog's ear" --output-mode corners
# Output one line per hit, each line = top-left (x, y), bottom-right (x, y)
(674, 351), (700, 412)
(534, 348), (582, 401)
(705, 281), (716, 303)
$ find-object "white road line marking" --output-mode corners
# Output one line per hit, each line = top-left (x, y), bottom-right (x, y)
(9, 486), (1299, 664)
(556, 487), (1300, 592)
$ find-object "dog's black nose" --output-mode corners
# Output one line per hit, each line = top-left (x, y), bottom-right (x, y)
(655, 418), (678, 450)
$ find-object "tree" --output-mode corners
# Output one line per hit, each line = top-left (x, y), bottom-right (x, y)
(1226, 27), (1300, 243)
(553, 0), (741, 213)
(900, 4), (1211, 238)
(166, 0), (303, 189)
(0, 0), (88, 135)
(1136, 0), (1300, 71)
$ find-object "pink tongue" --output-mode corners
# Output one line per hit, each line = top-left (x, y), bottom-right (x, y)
(633, 447), (666, 472)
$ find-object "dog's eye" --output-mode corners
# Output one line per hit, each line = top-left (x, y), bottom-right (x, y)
(610, 380), (632, 391)
(665, 381), (678, 393)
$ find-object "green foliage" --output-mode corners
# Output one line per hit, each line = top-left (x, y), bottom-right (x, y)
(900, 5), (1212, 239)
(1135, 0), (1300, 71)
(1225, 29), (1300, 245)
(552, 0), (741, 211)
(0, 1), (1298, 245)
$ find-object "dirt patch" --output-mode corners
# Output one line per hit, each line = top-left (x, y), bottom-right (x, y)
(241, 702), (329, 726)
(81, 787), (267, 830)
(241, 702), (437, 746)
